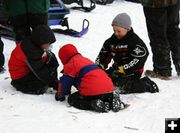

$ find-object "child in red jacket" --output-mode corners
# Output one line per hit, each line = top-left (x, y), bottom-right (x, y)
(55, 44), (126, 113)
(8, 25), (59, 95)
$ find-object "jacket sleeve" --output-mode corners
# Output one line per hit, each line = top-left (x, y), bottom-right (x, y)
(59, 75), (75, 95)
(95, 39), (113, 69)
(123, 37), (149, 75)
(25, 55), (58, 86)
(21, 39), (58, 86)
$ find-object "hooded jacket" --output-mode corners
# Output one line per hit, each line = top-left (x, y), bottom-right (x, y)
(58, 44), (114, 96)
(8, 25), (56, 85)
(96, 28), (149, 76)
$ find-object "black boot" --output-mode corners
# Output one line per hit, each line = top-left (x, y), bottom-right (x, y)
(141, 77), (159, 93)
(91, 99), (110, 113)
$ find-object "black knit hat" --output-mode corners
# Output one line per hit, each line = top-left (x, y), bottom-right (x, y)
(30, 25), (56, 46)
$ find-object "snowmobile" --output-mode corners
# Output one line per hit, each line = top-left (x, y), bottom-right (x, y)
(0, 0), (90, 40)
(49, 0), (90, 37)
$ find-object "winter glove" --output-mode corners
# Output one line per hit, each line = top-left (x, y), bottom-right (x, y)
(117, 66), (125, 74)
(111, 70), (119, 78)
(106, 68), (119, 79)
(55, 92), (65, 101)
(55, 82), (65, 101)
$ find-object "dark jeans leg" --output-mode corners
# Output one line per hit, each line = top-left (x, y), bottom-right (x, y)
(27, 0), (49, 28)
(166, 4), (180, 72)
(67, 92), (113, 111)
(11, 72), (47, 95)
(28, 13), (48, 29)
(10, 15), (31, 43)
(143, 7), (172, 76)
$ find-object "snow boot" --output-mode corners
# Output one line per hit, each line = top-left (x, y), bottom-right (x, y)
(91, 99), (110, 113)
(112, 96), (123, 112)
(111, 91), (127, 112)
(141, 77), (159, 93)
(145, 70), (171, 80)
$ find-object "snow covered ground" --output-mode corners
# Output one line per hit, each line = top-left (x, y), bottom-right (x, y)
(0, 1), (180, 133)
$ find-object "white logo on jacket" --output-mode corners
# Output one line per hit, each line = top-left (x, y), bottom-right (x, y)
(124, 58), (139, 70)
(131, 45), (146, 57)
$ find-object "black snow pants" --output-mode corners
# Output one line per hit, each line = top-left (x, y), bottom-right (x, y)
(68, 92), (113, 111)
(11, 53), (58, 95)
(143, 4), (180, 76)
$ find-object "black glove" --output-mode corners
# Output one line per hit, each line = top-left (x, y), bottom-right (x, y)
(55, 92), (66, 101)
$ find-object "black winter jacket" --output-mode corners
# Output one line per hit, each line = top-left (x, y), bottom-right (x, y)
(21, 38), (58, 86)
(96, 29), (149, 75)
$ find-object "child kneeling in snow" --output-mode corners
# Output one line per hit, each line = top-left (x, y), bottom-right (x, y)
(96, 13), (159, 94)
(8, 25), (59, 95)
(55, 44), (126, 113)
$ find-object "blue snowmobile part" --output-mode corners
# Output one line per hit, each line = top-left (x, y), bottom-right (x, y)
(48, 0), (70, 26)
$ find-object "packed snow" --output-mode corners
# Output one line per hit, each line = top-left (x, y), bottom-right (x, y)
(0, 1), (180, 133)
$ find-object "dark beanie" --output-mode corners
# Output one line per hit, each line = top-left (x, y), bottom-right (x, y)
(112, 13), (132, 30)
(30, 25), (56, 46)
